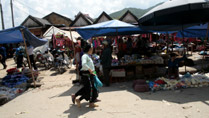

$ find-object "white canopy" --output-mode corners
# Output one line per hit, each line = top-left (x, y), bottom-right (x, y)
(43, 26), (79, 42)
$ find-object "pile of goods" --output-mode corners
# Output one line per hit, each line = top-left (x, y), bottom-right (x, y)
(2, 74), (30, 88)
(113, 55), (164, 66)
(133, 73), (209, 92)
(0, 87), (24, 105)
(0, 67), (39, 105)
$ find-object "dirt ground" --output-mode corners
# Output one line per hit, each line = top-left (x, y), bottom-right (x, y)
(0, 57), (209, 118)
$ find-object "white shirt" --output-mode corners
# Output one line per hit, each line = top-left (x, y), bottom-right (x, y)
(27, 45), (34, 55)
(80, 54), (95, 71)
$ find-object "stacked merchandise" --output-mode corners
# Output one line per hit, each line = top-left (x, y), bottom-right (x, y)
(117, 55), (164, 66)
(92, 54), (100, 68)
(0, 67), (39, 105)
(1, 74), (29, 88)
(111, 59), (119, 66)
(0, 87), (24, 105)
(133, 73), (209, 92)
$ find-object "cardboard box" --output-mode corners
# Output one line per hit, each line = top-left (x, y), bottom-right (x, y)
(110, 69), (126, 77)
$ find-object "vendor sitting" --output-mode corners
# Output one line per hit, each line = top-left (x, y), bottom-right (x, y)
(168, 53), (186, 80)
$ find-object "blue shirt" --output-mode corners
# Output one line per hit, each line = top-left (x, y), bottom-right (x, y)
(16, 46), (25, 56)
(0, 47), (7, 58)
(168, 55), (186, 69)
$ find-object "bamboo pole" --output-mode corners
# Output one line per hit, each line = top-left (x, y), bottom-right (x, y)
(171, 35), (174, 52)
(181, 26), (187, 73)
(166, 33), (169, 54)
(156, 34), (158, 54)
(21, 30), (36, 87)
(202, 23), (209, 72)
(184, 39), (187, 73)
(116, 28), (119, 60)
(69, 28), (79, 79)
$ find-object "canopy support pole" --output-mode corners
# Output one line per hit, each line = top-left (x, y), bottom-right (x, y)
(202, 23), (209, 73)
(116, 28), (119, 42)
(116, 28), (119, 59)
(69, 28), (79, 79)
(21, 30), (36, 87)
(171, 35), (174, 52)
(182, 25), (187, 73)
(166, 33), (169, 54)
(156, 35), (158, 54)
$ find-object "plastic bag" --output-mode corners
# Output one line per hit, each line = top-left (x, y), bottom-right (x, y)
(93, 76), (103, 90)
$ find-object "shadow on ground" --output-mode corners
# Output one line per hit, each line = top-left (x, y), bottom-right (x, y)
(69, 69), (76, 74)
(58, 81), (209, 118)
(64, 103), (97, 118)
(60, 82), (209, 104)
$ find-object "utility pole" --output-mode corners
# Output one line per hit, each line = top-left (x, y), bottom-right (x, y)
(0, 0), (5, 29)
(10, 0), (15, 27)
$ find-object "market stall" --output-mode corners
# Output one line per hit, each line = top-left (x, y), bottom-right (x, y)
(75, 20), (168, 82)
(0, 26), (47, 105)
(109, 38), (165, 81)
(43, 26), (79, 42)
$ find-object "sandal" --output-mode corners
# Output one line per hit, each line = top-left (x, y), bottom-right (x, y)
(75, 99), (81, 108)
(89, 103), (99, 108)
(71, 94), (75, 104)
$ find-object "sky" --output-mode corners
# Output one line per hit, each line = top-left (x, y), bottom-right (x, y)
(0, 0), (167, 30)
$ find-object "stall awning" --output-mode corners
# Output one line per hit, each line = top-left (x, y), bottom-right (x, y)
(177, 23), (209, 38)
(76, 20), (150, 40)
(0, 26), (47, 48)
(43, 26), (79, 42)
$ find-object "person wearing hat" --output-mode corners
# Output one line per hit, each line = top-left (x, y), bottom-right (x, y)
(168, 53), (186, 79)
(101, 40), (112, 86)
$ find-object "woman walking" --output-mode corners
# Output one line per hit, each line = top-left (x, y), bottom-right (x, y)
(72, 44), (99, 108)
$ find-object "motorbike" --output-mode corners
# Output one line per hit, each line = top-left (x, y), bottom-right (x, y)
(43, 51), (54, 69)
(34, 50), (46, 67)
(53, 50), (70, 73)
(34, 49), (55, 70)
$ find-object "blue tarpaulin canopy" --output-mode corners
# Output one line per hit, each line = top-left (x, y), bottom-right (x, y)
(76, 20), (150, 40)
(0, 26), (47, 48)
(177, 23), (209, 38)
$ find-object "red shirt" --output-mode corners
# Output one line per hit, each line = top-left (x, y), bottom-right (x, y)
(75, 46), (81, 53)
(122, 43), (127, 51)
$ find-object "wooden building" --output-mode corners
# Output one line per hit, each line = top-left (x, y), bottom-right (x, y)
(94, 11), (112, 24)
(21, 15), (52, 37)
(70, 12), (94, 27)
(43, 12), (72, 27)
(119, 10), (138, 25)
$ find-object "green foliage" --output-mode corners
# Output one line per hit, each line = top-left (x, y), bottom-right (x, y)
(109, 2), (163, 19)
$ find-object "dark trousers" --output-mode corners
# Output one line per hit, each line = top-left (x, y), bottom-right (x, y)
(103, 67), (110, 86)
(75, 71), (98, 103)
(168, 67), (179, 79)
(29, 55), (37, 70)
(0, 56), (7, 69)
(17, 55), (23, 68)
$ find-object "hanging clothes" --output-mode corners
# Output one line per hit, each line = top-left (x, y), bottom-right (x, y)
(92, 39), (95, 47)
(94, 40), (98, 48)
(97, 39), (101, 46)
